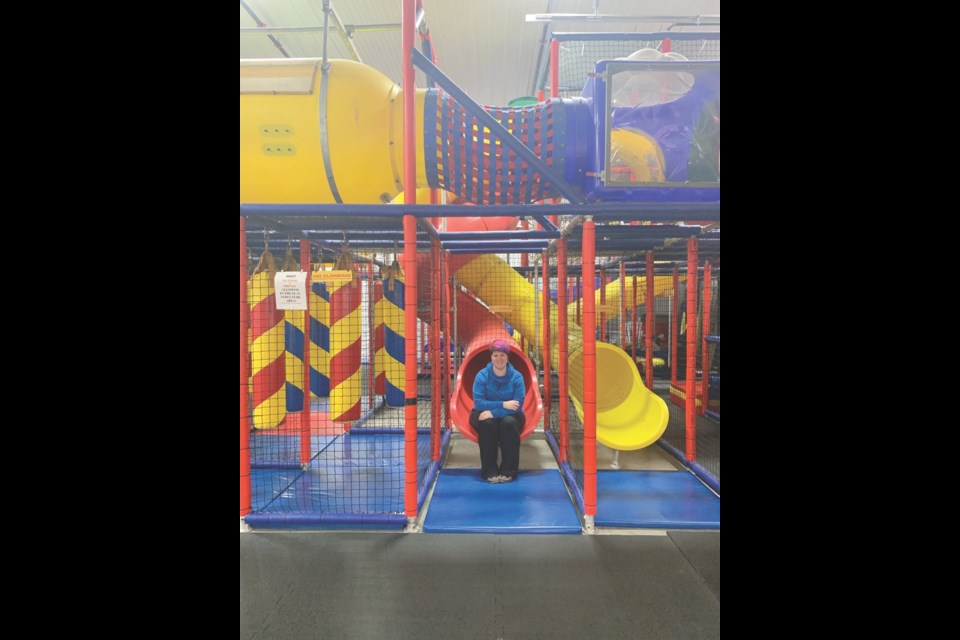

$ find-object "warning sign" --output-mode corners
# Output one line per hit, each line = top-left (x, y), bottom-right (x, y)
(274, 271), (308, 310)
(312, 270), (354, 283)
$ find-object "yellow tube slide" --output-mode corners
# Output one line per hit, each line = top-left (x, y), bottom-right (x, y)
(453, 254), (668, 450)
(571, 275), (680, 328)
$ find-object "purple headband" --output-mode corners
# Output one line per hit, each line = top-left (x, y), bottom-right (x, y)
(490, 339), (511, 354)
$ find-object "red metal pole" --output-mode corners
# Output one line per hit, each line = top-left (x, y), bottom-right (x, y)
(645, 252), (655, 390)
(557, 239), (569, 462)
(631, 275), (638, 365)
(432, 239), (441, 459)
(672, 267), (679, 388)
(582, 221), (597, 520)
(619, 262), (626, 351)
(542, 251), (551, 431)
(240, 217), (251, 519)
(685, 239), (699, 462)
(402, 0), (419, 520)
(701, 262), (712, 416)
(300, 239), (312, 465)
(550, 38), (560, 99)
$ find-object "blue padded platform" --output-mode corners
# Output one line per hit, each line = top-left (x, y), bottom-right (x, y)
(591, 470), (720, 530)
(423, 469), (581, 534)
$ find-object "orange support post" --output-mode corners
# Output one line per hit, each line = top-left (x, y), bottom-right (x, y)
(240, 217), (251, 519)
(701, 262), (712, 416)
(542, 251), (551, 430)
(402, 0), (419, 520)
(645, 252), (655, 390)
(557, 239), (569, 462)
(582, 220), (597, 520)
(300, 240), (312, 466)
(685, 239), (699, 462)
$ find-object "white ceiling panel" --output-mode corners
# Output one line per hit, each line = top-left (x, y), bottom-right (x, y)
(240, 0), (719, 106)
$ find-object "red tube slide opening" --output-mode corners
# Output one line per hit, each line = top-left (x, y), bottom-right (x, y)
(449, 292), (542, 443)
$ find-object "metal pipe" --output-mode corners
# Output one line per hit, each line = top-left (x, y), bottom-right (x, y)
(241, 202), (720, 219)
(532, 214), (560, 232)
(442, 241), (549, 251)
(321, 0), (331, 67)
(241, 23), (401, 37)
(550, 30), (720, 41)
(438, 230), (559, 241)
(346, 23), (402, 34)
(417, 218), (441, 241)
(529, 16), (721, 25)
(240, 0), (291, 57)
(328, 3), (363, 63)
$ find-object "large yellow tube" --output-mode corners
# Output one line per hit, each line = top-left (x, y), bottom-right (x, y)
(240, 59), (427, 204)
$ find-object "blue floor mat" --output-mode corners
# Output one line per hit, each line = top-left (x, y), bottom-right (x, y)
(423, 469), (581, 534)
(591, 470), (720, 530)
(250, 434), (432, 515)
(250, 434), (340, 467)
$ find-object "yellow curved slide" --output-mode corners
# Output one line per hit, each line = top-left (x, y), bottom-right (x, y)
(452, 254), (668, 450)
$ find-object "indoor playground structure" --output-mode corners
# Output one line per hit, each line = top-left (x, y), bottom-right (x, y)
(240, 27), (719, 533)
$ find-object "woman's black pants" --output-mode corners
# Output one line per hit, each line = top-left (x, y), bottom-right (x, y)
(469, 410), (525, 480)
